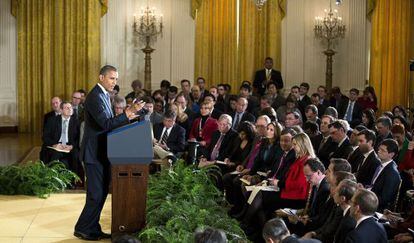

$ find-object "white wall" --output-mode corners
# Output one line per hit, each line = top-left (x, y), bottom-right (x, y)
(281, 0), (369, 92)
(0, 0), (17, 127)
(101, 0), (196, 96)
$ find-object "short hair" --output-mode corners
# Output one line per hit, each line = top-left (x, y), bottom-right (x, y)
(240, 83), (252, 92)
(318, 85), (327, 92)
(113, 84), (120, 93)
(229, 95), (238, 103)
(196, 77), (206, 84)
(329, 158), (351, 172)
(218, 114), (232, 126)
(393, 115), (410, 131)
(311, 93), (321, 99)
(334, 171), (356, 185)
(257, 115), (272, 125)
(200, 101), (213, 110)
(168, 86), (178, 93)
(286, 95), (298, 105)
(349, 88), (360, 95)
(305, 158), (326, 173)
(281, 128), (298, 137)
(143, 96), (154, 104)
(321, 114), (335, 123)
(331, 86), (341, 94)
(353, 189), (379, 216)
(203, 93), (216, 102)
(337, 179), (358, 201)
(338, 119), (351, 132)
(260, 107), (277, 122)
(382, 111), (394, 119)
(261, 95), (273, 105)
(152, 89), (163, 97)
(112, 95), (126, 108)
(376, 116), (392, 128)
(160, 80), (171, 88)
(300, 82), (310, 90)
(77, 89), (86, 95)
(99, 65), (117, 76)
(391, 124), (405, 135)
(131, 79), (143, 89)
(354, 125), (367, 133)
(291, 85), (300, 91)
(303, 121), (319, 134)
(194, 227), (227, 243)
(262, 218), (289, 242)
(60, 101), (72, 109)
(265, 57), (274, 62)
(180, 79), (191, 85)
(329, 121), (345, 131)
(358, 129), (376, 143)
(324, 106), (338, 119)
(305, 104), (318, 115)
(267, 81), (277, 89)
(163, 110), (177, 120)
(286, 111), (301, 120)
(224, 84), (231, 92)
(379, 138), (399, 155)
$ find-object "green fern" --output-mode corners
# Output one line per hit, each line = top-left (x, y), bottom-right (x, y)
(138, 160), (248, 243)
(0, 160), (80, 198)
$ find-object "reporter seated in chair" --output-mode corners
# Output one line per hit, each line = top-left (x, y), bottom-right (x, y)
(153, 110), (186, 159)
(42, 101), (80, 171)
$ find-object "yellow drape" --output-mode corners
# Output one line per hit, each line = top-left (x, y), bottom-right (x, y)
(238, 0), (283, 82)
(194, 0), (238, 89)
(366, 0), (376, 20)
(13, 0), (103, 132)
(369, 0), (413, 112)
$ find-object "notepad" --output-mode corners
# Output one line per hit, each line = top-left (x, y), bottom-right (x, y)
(47, 146), (70, 153)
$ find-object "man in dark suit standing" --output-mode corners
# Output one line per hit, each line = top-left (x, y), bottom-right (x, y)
(369, 139), (401, 212)
(153, 110), (186, 157)
(74, 65), (144, 240)
(253, 57), (284, 97)
(338, 89), (363, 128)
(42, 101), (80, 169)
(345, 188), (387, 243)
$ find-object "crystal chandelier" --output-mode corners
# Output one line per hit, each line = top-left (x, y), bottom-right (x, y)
(254, 0), (267, 10)
(314, 0), (346, 89)
(133, 6), (163, 91)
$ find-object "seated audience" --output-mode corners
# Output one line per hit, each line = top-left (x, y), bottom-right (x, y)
(329, 87), (348, 110)
(285, 111), (303, 128)
(262, 218), (321, 243)
(239, 83), (259, 114)
(153, 110), (186, 158)
(304, 105), (320, 126)
(357, 86), (378, 111)
(392, 124), (411, 164)
(276, 95), (302, 124)
(354, 129), (381, 186)
(361, 108), (377, 131)
(316, 115), (337, 167)
(338, 88), (363, 128)
(375, 116), (394, 150)
(194, 227), (227, 243)
(230, 97), (255, 130)
(297, 82), (312, 118)
(203, 94), (223, 119)
(369, 139), (401, 212)
(344, 188), (387, 242)
(112, 95), (127, 117)
(323, 106), (338, 119)
(189, 101), (218, 156)
(42, 101), (80, 173)
(303, 121), (321, 152)
(267, 81), (286, 110)
(196, 77), (209, 100)
(310, 93), (326, 118)
(142, 97), (163, 125)
(224, 121), (255, 171)
(43, 96), (62, 127)
(190, 85), (203, 113)
(327, 121), (353, 161)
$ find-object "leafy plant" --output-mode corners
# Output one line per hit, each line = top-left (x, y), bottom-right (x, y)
(0, 160), (79, 198)
(138, 161), (248, 243)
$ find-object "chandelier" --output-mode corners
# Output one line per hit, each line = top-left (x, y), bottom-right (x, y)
(133, 6), (163, 91)
(313, 0), (346, 90)
(314, 2), (346, 49)
(254, 0), (267, 10)
(133, 6), (163, 45)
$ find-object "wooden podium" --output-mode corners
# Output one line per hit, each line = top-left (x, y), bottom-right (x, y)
(107, 121), (153, 234)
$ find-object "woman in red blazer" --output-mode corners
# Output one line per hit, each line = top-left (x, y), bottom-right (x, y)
(189, 101), (218, 153)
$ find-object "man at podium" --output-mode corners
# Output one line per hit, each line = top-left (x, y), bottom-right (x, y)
(74, 65), (144, 241)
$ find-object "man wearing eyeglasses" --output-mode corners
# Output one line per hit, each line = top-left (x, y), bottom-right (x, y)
(72, 91), (84, 121)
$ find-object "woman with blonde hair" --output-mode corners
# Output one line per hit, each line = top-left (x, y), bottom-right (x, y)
(189, 101), (218, 155)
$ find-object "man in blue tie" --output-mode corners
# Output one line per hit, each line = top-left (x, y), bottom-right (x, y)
(74, 65), (144, 240)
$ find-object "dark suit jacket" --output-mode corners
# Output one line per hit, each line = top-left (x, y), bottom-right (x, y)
(43, 115), (80, 147)
(253, 69), (284, 96)
(334, 209), (356, 243)
(298, 95), (312, 117)
(317, 136), (338, 168)
(329, 138), (354, 161)
(371, 161), (401, 211)
(330, 95), (349, 110)
(43, 110), (59, 128)
(81, 84), (129, 165)
(271, 94), (286, 110)
(230, 111), (256, 130)
(250, 141), (283, 175)
(153, 123), (186, 154)
(268, 149), (296, 182)
(344, 217), (387, 243)
(314, 205), (344, 243)
(338, 100), (363, 128)
(308, 197), (335, 231)
(309, 178), (330, 218)
(355, 151), (381, 186)
(206, 129), (238, 161)
(282, 236), (321, 243)
(348, 147), (364, 173)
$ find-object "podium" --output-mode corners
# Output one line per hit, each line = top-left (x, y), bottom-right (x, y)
(107, 120), (153, 234)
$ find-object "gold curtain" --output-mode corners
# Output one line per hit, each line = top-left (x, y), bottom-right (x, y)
(12, 0), (103, 133)
(194, 0), (238, 89)
(238, 0), (283, 82)
(369, 0), (413, 112)
(366, 0), (376, 20)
